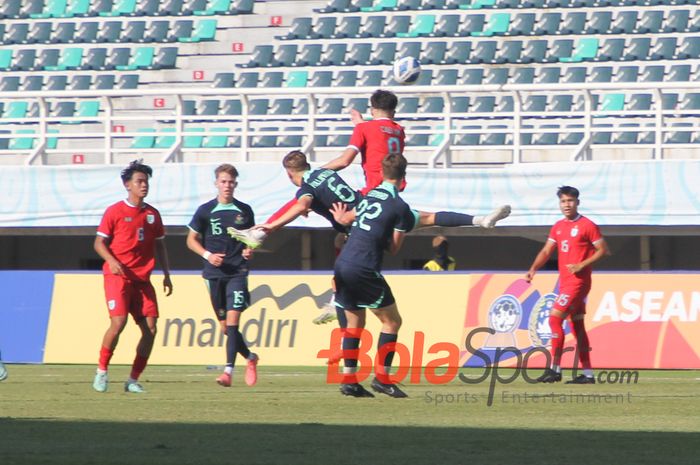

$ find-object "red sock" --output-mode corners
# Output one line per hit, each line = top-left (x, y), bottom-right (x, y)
(98, 346), (114, 371)
(130, 354), (149, 380)
(548, 314), (565, 367)
(572, 319), (592, 370)
(266, 198), (297, 223)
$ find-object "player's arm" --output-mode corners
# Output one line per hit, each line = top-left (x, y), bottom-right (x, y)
(260, 196), (313, 232)
(525, 240), (556, 283)
(567, 239), (610, 274)
(154, 238), (173, 296)
(389, 230), (406, 255)
(186, 228), (225, 267)
(330, 202), (356, 226)
(322, 147), (358, 171)
(94, 235), (124, 276)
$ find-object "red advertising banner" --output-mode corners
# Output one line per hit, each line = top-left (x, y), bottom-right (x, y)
(462, 273), (700, 369)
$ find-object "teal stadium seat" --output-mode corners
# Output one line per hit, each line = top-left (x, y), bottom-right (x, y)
(361, 0), (397, 12)
(3, 101), (30, 119)
(202, 127), (229, 148)
(99, 0), (137, 17)
(183, 128), (205, 148)
(396, 14), (435, 37)
(194, 0), (231, 16)
(286, 70), (308, 87)
(63, 0), (90, 16)
(131, 128), (156, 149)
(154, 128), (176, 149)
(472, 13), (510, 37)
(560, 37), (598, 63)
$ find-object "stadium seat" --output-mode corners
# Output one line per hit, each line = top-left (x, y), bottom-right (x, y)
(147, 21), (172, 42)
(460, 14), (485, 36)
(663, 10), (689, 33)
(2, 101), (29, 119)
(434, 69), (458, 85)
(519, 40), (547, 64)
(318, 98), (344, 115)
(236, 72), (258, 88)
(6, 24), (29, 44)
(650, 37), (677, 60)
(96, 21), (122, 43)
(676, 37), (700, 59)
(599, 94), (624, 112)
(277, 127), (304, 148)
(627, 94), (652, 112)
(21, 76), (44, 91)
(613, 65), (638, 83)
(546, 40), (574, 63)
(271, 44), (298, 67)
(405, 125), (430, 146)
(309, 17), (336, 39)
(344, 43), (371, 65)
(64, 0), (90, 16)
(117, 74), (139, 89)
(523, 95), (547, 112)
(471, 96), (496, 113)
(92, 74), (114, 89)
(468, 41), (497, 63)
(624, 37), (650, 61)
(121, 21), (146, 42)
(495, 40), (523, 64)
(9, 129), (39, 150)
(687, 10), (700, 32)
(473, 12), (510, 36)
(534, 66), (560, 84)
(320, 43), (347, 66)
(103, 47), (130, 70)
(37, 49), (60, 69)
(549, 95), (573, 113)
(150, 47), (177, 69)
(154, 128), (176, 148)
(396, 14), (435, 37)
(397, 41), (421, 59)
(282, 17), (312, 40)
(531, 125), (559, 145)
(358, 70), (383, 86)
(118, 47), (155, 71)
(421, 96), (444, 113)
(559, 12), (585, 35)
(295, 44), (322, 66)
(100, 0), (138, 17)
(635, 10), (663, 33)
(12, 49), (37, 71)
(260, 72), (283, 87)
(28, 22), (53, 43)
(286, 70), (308, 87)
(0, 77), (20, 91)
(484, 68), (508, 84)
(665, 123), (692, 144)
(679, 93), (700, 111)
(667, 64), (691, 82)
(506, 13), (535, 36)
(481, 126), (508, 146)
(137, 0), (160, 15)
(429, 15), (460, 38)
(639, 65), (664, 82)
(369, 42), (396, 65)
(21, 0), (45, 19)
(131, 128), (156, 149)
(73, 22), (98, 43)
(610, 11), (637, 34)
(453, 126), (480, 146)
(248, 99), (269, 115)
(52, 22), (77, 43)
(561, 38), (598, 63)
(182, 127), (204, 148)
(590, 66), (612, 82)
(422, 41), (447, 64)
(442, 41), (470, 64)
(198, 100), (220, 116)
(585, 11), (612, 34)
(661, 93), (678, 111)
(68, 75), (91, 90)
(309, 71), (332, 87)
(511, 67), (535, 83)
(462, 68), (484, 85)
(461, 0), (497, 9)
(332, 16), (361, 38)
(159, 0), (185, 16)
(359, 16), (386, 38)
(53, 101), (77, 117)
(179, 18), (217, 42)
(559, 126), (584, 145)
(221, 99), (242, 116)
(242, 45), (273, 68)
(84, 48), (107, 70)
(396, 0), (421, 10)
(361, 0), (397, 12)
(194, 0), (233, 16)
(534, 13), (560, 35)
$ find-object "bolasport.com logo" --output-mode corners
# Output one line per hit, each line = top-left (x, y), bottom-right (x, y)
(316, 327), (639, 406)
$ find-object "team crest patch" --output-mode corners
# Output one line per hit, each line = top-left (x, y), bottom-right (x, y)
(234, 214), (247, 225)
(483, 294), (522, 349)
(571, 226), (578, 237)
(108, 300), (116, 310)
(124, 217), (132, 222)
(528, 293), (557, 347)
(146, 214), (155, 224)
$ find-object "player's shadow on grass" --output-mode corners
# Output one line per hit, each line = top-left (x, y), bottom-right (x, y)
(1, 418), (699, 465)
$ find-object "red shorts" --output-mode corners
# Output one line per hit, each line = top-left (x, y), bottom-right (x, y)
(553, 280), (591, 316)
(104, 274), (159, 321)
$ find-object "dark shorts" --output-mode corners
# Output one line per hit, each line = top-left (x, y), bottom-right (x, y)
(206, 276), (250, 321)
(333, 262), (395, 310)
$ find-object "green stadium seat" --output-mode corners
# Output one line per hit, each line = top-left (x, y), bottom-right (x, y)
(560, 38), (598, 63)
(131, 128), (156, 149)
(0, 50), (13, 70)
(178, 19), (217, 42)
(472, 13), (510, 36)
(194, 0), (231, 15)
(599, 94), (625, 112)
(202, 127), (229, 148)
(183, 127), (204, 148)
(44, 47), (83, 71)
(154, 128), (176, 149)
(9, 129), (37, 150)
(460, 0), (496, 9)
(99, 0), (137, 16)
(115, 47), (154, 70)
(361, 0), (397, 11)
(285, 70), (308, 87)
(396, 14), (435, 37)
(63, 0), (90, 17)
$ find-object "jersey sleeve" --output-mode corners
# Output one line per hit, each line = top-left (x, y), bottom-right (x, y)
(296, 183), (314, 200)
(96, 206), (115, 239)
(546, 223), (557, 243)
(187, 205), (208, 234)
(395, 203), (418, 233)
(154, 209), (165, 239)
(587, 220), (603, 245)
(347, 124), (365, 153)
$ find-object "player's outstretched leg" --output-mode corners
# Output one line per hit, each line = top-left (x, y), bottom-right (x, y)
(226, 227), (267, 249)
(313, 299), (339, 325)
(473, 205), (512, 229)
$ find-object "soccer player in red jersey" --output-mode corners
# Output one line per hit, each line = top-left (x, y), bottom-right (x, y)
(525, 186), (609, 384)
(93, 160), (173, 393)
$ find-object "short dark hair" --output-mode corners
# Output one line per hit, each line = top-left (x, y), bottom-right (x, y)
(557, 185), (580, 198)
(282, 150), (311, 172)
(382, 153), (407, 180)
(121, 159), (152, 183)
(370, 90), (398, 113)
(215, 163), (239, 179)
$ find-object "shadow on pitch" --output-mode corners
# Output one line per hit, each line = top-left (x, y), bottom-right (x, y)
(1, 418), (699, 465)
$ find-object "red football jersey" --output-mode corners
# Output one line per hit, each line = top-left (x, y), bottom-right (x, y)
(547, 215), (603, 284)
(348, 118), (406, 193)
(97, 200), (165, 282)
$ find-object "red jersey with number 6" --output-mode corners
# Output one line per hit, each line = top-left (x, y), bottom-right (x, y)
(97, 200), (165, 282)
(348, 118), (406, 194)
(547, 215), (603, 285)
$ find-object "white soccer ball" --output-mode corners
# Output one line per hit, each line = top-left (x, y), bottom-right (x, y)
(393, 56), (422, 85)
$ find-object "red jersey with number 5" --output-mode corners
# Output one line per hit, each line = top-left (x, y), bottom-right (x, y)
(348, 118), (406, 194)
(97, 200), (165, 282)
(547, 215), (603, 285)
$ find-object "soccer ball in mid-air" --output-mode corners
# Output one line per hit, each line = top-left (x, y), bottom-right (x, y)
(392, 56), (422, 85)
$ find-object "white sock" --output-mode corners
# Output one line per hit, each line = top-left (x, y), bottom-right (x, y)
(552, 365), (561, 373)
(473, 215), (485, 226)
(224, 366), (233, 375)
(127, 377), (138, 384)
(583, 369), (594, 378)
(96, 368), (107, 375)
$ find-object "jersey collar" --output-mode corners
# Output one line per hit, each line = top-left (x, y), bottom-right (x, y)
(212, 201), (242, 213)
(302, 170), (312, 183)
(564, 214), (582, 222)
(123, 199), (144, 209)
(379, 181), (398, 198)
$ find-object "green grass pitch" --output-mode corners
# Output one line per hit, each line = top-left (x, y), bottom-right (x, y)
(0, 365), (698, 465)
